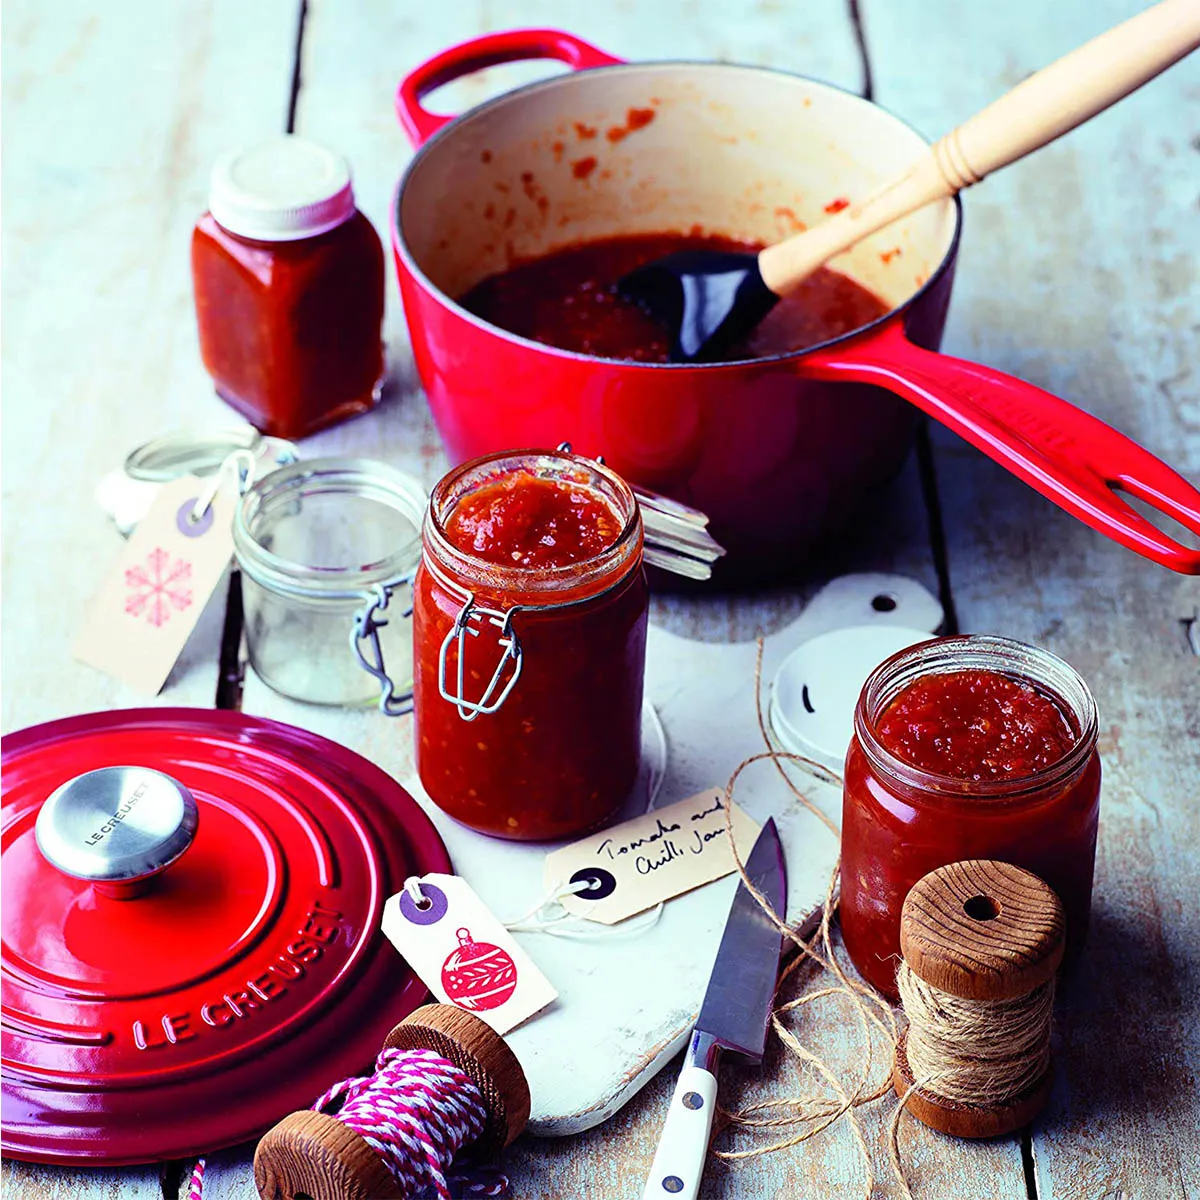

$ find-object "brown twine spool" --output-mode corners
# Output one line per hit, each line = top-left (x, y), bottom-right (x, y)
(897, 968), (1054, 1107)
(891, 860), (1064, 1141)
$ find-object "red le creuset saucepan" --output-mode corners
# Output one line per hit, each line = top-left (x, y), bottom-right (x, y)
(390, 28), (1200, 582)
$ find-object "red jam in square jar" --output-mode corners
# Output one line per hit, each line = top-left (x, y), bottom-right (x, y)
(192, 137), (384, 439)
(413, 450), (649, 840)
(840, 635), (1101, 999)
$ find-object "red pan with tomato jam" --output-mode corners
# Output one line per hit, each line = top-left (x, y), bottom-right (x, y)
(391, 29), (1200, 583)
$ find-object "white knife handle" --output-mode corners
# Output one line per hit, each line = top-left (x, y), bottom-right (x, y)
(641, 1064), (718, 1200)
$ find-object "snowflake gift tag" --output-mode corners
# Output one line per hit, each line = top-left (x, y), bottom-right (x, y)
(74, 474), (235, 694)
(125, 548), (194, 628)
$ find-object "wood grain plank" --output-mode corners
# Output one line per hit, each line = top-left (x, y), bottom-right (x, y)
(863, 1), (1200, 1196)
(0, 1163), (167, 1200)
(0, 0), (299, 736)
(1, 0), (300, 1196)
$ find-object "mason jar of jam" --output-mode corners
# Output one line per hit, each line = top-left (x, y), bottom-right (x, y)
(192, 136), (385, 439)
(413, 449), (649, 840)
(841, 635), (1101, 999)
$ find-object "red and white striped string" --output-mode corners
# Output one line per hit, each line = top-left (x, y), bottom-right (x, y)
(187, 1046), (507, 1199)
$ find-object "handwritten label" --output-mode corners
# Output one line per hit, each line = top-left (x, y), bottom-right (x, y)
(382, 873), (557, 1035)
(544, 789), (761, 925)
(74, 474), (234, 694)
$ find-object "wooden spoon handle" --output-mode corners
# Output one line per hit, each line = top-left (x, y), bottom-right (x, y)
(760, 0), (1200, 295)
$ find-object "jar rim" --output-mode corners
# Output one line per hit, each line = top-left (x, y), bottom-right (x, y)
(423, 448), (643, 599)
(853, 634), (1099, 799)
(234, 457), (426, 600)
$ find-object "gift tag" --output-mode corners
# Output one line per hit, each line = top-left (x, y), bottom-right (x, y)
(73, 474), (235, 694)
(382, 873), (558, 1035)
(544, 789), (761, 925)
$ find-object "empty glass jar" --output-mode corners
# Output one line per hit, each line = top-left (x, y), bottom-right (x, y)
(234, 458), (426, 711)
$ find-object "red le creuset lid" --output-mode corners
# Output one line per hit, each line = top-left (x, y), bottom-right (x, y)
(1, 708), (451, 1166)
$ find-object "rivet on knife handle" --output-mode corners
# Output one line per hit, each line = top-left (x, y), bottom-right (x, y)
(641, 1062), (718, 1200)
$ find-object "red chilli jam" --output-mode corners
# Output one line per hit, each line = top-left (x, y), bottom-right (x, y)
(840, 636), (1101, 1000)
(413, 451), (648, 840)
(192, 137), (384, 439)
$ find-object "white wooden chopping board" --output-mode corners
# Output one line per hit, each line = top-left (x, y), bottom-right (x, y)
(239, 573), (941, 1134)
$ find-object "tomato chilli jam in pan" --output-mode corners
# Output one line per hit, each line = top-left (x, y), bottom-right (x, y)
(458, 233), (890, 362)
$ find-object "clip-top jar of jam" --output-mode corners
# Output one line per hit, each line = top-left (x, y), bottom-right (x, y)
(841, 635), (1101, 999)
(413, 449), (649, 840)
(192, 136), (385, 439)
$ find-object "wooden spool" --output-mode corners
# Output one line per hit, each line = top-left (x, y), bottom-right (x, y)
(892, 859), (1065, 1139)
(253, 1003), (531, 1200)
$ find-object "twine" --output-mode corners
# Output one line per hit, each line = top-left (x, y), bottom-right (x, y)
(714, 638), (900, 1197)
(885, 968), (1055, 1189)
(187, 1046), (507, 1200)
(897, 963), (1055, 1105)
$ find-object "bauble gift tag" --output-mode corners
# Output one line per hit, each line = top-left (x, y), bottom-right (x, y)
(382, 873), (557, 1035)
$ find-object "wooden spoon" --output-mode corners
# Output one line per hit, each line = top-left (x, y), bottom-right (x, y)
(619, 0), (1200, 362)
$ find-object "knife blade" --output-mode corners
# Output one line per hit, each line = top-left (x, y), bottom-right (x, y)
(641, 818), (787, 1200)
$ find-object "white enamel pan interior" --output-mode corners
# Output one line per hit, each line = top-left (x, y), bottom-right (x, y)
(398, 62), (960, 317)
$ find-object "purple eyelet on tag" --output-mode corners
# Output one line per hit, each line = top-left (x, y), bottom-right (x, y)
(399, 881), (448, 925)
(176, 499), (214, 538)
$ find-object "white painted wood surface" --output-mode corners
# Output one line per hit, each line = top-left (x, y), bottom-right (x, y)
(3, 0), (1197, 1198)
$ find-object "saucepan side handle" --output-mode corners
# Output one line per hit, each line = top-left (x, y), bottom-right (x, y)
(802, 323), (1200, 574)
(396, 29), (624, 146)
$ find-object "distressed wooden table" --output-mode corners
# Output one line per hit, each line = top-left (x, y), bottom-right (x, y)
(3, 1), (1198, 1197)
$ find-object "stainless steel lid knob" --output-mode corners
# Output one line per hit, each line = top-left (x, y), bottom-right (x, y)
(35, 766), (199, 898)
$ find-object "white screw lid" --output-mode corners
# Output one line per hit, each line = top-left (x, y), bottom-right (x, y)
(209, 136), (356, 242)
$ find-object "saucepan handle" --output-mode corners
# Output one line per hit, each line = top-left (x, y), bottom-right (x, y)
(802, 323), (1200, 574)
(396, 29), (625, 146)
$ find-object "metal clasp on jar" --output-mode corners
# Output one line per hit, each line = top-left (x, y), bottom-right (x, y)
(437, 595), (523, 721)
(351, 580), (415, 717)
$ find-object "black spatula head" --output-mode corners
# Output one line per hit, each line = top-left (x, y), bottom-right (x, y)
(617, 250), (780, 363)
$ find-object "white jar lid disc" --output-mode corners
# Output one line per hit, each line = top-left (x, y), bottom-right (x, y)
(770, 625), (935, 771)
(209, 136), (355, 241)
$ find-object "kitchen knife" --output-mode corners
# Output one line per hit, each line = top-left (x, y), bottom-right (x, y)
(641, 817), (787, 1200)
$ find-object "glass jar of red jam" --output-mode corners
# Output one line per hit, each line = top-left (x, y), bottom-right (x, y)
(841, 635), (1100, 1000)
(413, 449), (649, 840)
(192, 136), (385, 439)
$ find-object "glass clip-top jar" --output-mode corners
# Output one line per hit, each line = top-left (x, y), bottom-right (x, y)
(415, 446), (724, 840)
(235, 458), (426, 713)
(840, 634), (1102, 1000)
(192, 136), (385, 440)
